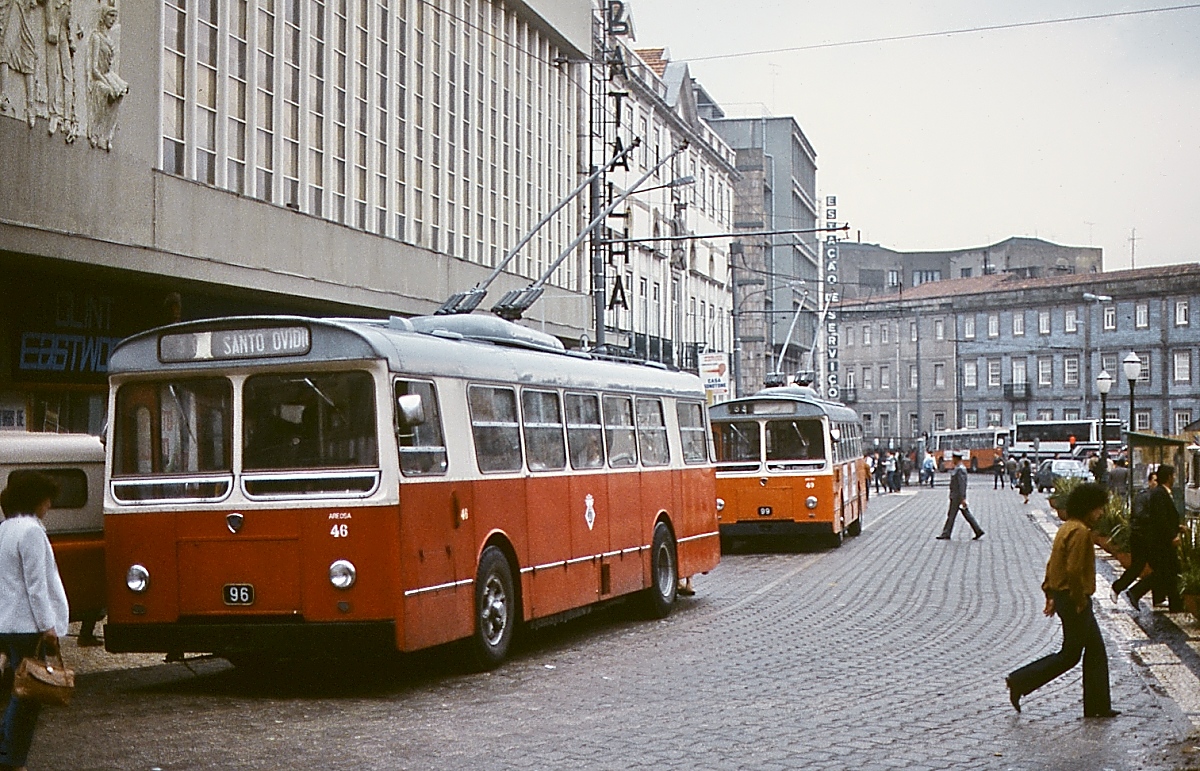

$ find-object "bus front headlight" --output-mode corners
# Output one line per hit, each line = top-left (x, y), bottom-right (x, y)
(126, 564), (150, 593)
(805, 496), (819, 510)
(716, 498), (725, 511)
(329, 559), (357, 589)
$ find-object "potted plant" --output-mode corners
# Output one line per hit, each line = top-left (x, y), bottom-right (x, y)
(1177, 520), (1200, 619)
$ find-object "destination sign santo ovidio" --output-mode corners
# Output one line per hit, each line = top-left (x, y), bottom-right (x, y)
(159, 326), (311, 363)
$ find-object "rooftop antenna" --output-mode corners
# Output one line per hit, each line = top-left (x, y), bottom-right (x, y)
(490, 140), (688, 322)
(434, 138), (642, 315)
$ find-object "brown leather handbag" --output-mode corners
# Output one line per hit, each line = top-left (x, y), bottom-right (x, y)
(13, 641), (74, 707)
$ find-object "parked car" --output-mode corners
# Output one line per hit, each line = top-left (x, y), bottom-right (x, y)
(1035, 458), (1094, 492)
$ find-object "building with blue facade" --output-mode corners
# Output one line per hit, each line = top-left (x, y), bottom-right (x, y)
(837, 262), (1200, 449)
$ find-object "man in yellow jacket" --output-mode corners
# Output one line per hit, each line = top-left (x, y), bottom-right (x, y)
(1005, 483), (1119, 718)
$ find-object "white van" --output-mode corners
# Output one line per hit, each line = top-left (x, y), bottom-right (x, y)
(0, 432), (106, 628)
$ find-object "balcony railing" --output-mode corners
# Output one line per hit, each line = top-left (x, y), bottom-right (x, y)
(1003, 382), (1030, 400)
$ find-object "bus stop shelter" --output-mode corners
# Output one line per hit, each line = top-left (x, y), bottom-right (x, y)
(1126, 431), (1187, 514)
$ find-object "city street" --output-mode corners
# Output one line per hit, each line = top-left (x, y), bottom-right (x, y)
(29, 486), (1200, 770)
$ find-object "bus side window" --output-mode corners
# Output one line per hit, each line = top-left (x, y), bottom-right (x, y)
(565, 393), (605, 470)
(522, 389), (566, 472)
(395, 380), (448, 476)
(676, 401), (708, 464)
(469, 385), (523, 473)
(636, 398), (670, 467)
(603, 395), (638, 468)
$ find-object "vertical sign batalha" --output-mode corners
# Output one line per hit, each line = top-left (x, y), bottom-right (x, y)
(824, 196), (840, 401)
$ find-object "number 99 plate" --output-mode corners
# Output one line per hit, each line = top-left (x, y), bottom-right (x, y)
(223, 584), (255, 606)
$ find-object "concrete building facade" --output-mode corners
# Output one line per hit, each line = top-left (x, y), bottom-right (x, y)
(701, 109), (820, 395)
(0, 0), (593, 433)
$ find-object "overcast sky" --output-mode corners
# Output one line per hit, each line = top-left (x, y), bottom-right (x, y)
(624, 0), (1200, 269)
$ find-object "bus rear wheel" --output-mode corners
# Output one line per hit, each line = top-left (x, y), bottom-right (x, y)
(643, 522), (678, 619)
(471, 546), (516, 670)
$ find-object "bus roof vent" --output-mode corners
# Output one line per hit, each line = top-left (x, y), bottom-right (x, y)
(408, 315), (565, 353)
(387, 315), (415, 332)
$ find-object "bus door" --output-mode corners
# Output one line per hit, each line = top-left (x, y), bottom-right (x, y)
(603, 395), (643, 598)
(520, 388), (574, 618)
(563, 392), (608, 610)
(395, 379), (472, 650)
(465, 384), (528, 605)
(674, 401), (714, 574)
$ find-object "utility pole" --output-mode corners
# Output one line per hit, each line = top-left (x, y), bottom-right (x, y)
(1129, 227), (1138, 270)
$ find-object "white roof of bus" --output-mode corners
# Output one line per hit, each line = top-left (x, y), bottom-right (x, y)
(0, 432), (104, 464)
(709, 385), (861, 423)
(108, 315), (705, 398)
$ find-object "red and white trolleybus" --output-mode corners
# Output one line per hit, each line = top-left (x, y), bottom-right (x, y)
(709, 386), (868, 547)
(102, 314), (720, 667)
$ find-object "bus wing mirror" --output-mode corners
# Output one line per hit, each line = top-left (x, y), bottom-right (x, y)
(397, 394), (426, 428)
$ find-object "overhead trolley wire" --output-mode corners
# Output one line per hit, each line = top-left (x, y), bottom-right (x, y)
(684, 4), (1200, 63)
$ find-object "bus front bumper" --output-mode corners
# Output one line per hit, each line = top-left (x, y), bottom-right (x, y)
(104, 620), (396, 657)
(719, 520), (835, 538)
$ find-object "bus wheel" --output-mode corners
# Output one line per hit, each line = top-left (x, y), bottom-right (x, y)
(471, 546), (516, 670)
(830, 527), (844, 548)
(643, 522), (678, 619)
(846, 515), (862, 537)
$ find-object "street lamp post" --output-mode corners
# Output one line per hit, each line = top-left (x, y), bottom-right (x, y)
(1123, 352), (1142, 509)
(1096, 370), (1112, 485)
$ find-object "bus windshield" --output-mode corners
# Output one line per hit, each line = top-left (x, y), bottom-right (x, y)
(112, 378), (233, 502)
(713, 421), (761, 463)
(765, 419), (826, 464)
(114, 378), (232, 476)
(243, 371), (378, 471)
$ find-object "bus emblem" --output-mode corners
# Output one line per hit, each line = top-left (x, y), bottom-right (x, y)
(226, 512), (244, 534)
(584, 494), (596, 531)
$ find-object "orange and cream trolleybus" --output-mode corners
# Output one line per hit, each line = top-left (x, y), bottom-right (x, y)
(709, 385), (868, 547)
(102, 314), (720, 667)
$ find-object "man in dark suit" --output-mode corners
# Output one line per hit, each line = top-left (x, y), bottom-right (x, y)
(936, 452), (985, 540)
(1128, 465), (1182, 612)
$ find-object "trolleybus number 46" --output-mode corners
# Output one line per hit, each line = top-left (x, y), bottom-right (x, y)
(223, 584), (255, 605)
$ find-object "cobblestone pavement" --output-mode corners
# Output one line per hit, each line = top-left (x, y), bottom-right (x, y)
(30, 486), (1200, 770)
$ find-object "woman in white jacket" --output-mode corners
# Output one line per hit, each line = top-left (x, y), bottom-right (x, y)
(0, 471), (69, 771)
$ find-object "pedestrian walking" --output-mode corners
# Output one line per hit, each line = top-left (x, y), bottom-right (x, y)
(1108, 459), (1130, 498)
(874, 452), (887, 494)
(936, 452), (984, 540)
(1127, 465), (1183, 613)
(1005, 483), (1119, 718)
(993, 451), (1007, 490)
(1111, 471), (1156, 607)
(923, 452), (936, 487)
(0, 471), (71, 771)
(1018, 458), (1034, 504)
(1007, 455), (1019, 487)
(902, 454), (914, 487)
(885, 452), (899, 492)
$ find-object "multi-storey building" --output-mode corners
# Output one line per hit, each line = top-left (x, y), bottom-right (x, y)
(601, 47), (736, 370)
(0, 0), (593, 433)
(837, 237), (1104, 300)
(837, 263), (1200, 450)
(698, 106), (820, 395)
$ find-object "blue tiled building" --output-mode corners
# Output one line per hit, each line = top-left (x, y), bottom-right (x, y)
(837, 263), (1200, 448)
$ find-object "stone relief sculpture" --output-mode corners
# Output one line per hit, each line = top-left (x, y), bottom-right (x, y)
(43, 0), (75, 140)
(0, 0), (38, 126)
(85, 0), (125, 150)
(0, 0), (127, 149)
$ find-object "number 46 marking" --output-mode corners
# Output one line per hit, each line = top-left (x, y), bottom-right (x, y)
(330, 523), (349, 538)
